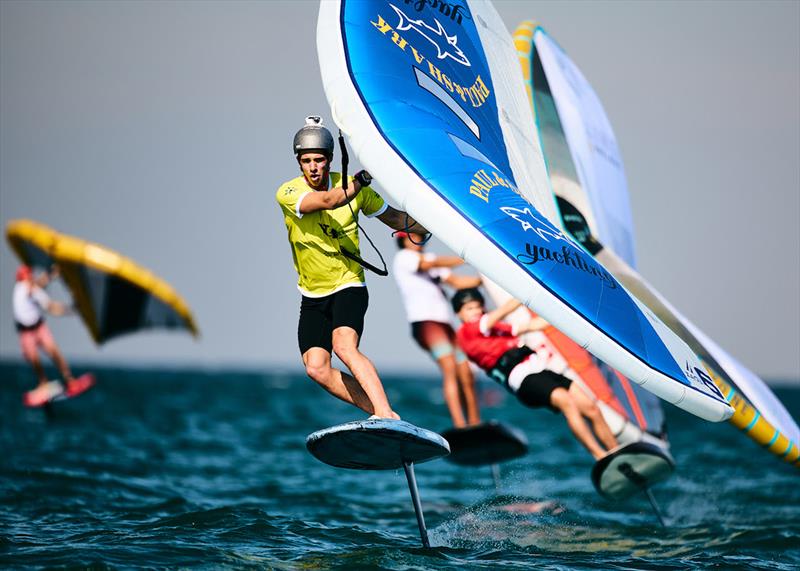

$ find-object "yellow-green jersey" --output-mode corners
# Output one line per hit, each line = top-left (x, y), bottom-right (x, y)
(276, 172), (388, 297)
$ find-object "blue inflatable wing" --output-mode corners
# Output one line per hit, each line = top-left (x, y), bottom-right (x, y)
(317, 0), (732, 422)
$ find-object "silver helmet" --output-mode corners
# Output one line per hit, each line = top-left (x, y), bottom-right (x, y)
(293, 116), (334, 158)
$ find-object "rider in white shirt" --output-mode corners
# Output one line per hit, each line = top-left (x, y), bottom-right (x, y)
(392, 232), (482, 428)
(13, 265), (77, 395)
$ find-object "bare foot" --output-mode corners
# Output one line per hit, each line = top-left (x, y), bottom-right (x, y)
(368, 411), (401, 420)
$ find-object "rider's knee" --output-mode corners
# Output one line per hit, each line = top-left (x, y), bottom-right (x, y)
(550, 387), (573, 411)
(305, 362), (329, 383)
(332, 339), (357, 362)
(584, 402), (602, 420)
(438, 355), (458, 376)
(44, 347), (61, 360)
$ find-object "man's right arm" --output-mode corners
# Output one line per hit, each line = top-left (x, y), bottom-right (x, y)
(298, 179), (365, 214)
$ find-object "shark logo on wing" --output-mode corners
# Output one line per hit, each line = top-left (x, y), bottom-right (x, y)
(500, 206), (577, 245)
(390, 4), (471, 67)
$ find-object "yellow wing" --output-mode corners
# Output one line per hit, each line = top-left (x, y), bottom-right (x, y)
(6, 219), (199, 344)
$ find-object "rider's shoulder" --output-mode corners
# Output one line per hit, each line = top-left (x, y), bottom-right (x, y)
(276, 175), (307, 200)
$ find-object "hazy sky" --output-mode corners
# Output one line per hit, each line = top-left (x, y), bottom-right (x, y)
(1, 1), (798, 382)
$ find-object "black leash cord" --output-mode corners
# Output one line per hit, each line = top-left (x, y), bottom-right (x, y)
(337, 131), (388, 277)
(391, 214), (432, 246)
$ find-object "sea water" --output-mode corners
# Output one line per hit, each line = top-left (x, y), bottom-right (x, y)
(1, 361), (798, 569)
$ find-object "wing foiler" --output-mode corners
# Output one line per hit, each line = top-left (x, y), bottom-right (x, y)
(317, 0), (732, 422)
(483, 276), (667, 449)
(6, 219), (199, 344)
(513, 21), (799, 466)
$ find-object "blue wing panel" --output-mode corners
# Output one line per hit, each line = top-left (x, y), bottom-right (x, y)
(340, 0), (685, 384)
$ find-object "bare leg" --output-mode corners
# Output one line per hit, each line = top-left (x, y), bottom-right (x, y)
(569, 383), (618, 450)
(331, 327), (397, 419)
(456, 360), (480, 425)
(37, 325), (74, 384)
(550, 388), (606, 460)
(45, 346), (75, 384)
(20, 332), (48, 386)
(303, 347), (377, 414)
(437, 354), (466, 427)
(28, 353), (48, 387)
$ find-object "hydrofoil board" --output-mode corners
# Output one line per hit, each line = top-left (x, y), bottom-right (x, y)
(23, 373), (96, 408)
(441, 421), (529, 466)
(306, 418), (450, 470)
(591, 441), (675, 501)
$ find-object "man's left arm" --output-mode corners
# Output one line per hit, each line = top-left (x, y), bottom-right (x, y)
(46, 300), (72, 317)
(31, 286), (70, 317)
(517, 315), (549, 334)
(443, 273), (482, 290)
(377, 206), (428, 235)
(482, 298), (523, 332)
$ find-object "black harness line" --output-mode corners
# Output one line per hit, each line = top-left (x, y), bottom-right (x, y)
(395, 214), (432, 246)
(337, 131), (389, 277)
(335, 131), (433, 273)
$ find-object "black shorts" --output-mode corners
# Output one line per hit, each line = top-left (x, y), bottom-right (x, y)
(515, 370), (572, 412)
(298, 286), (369, 355)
